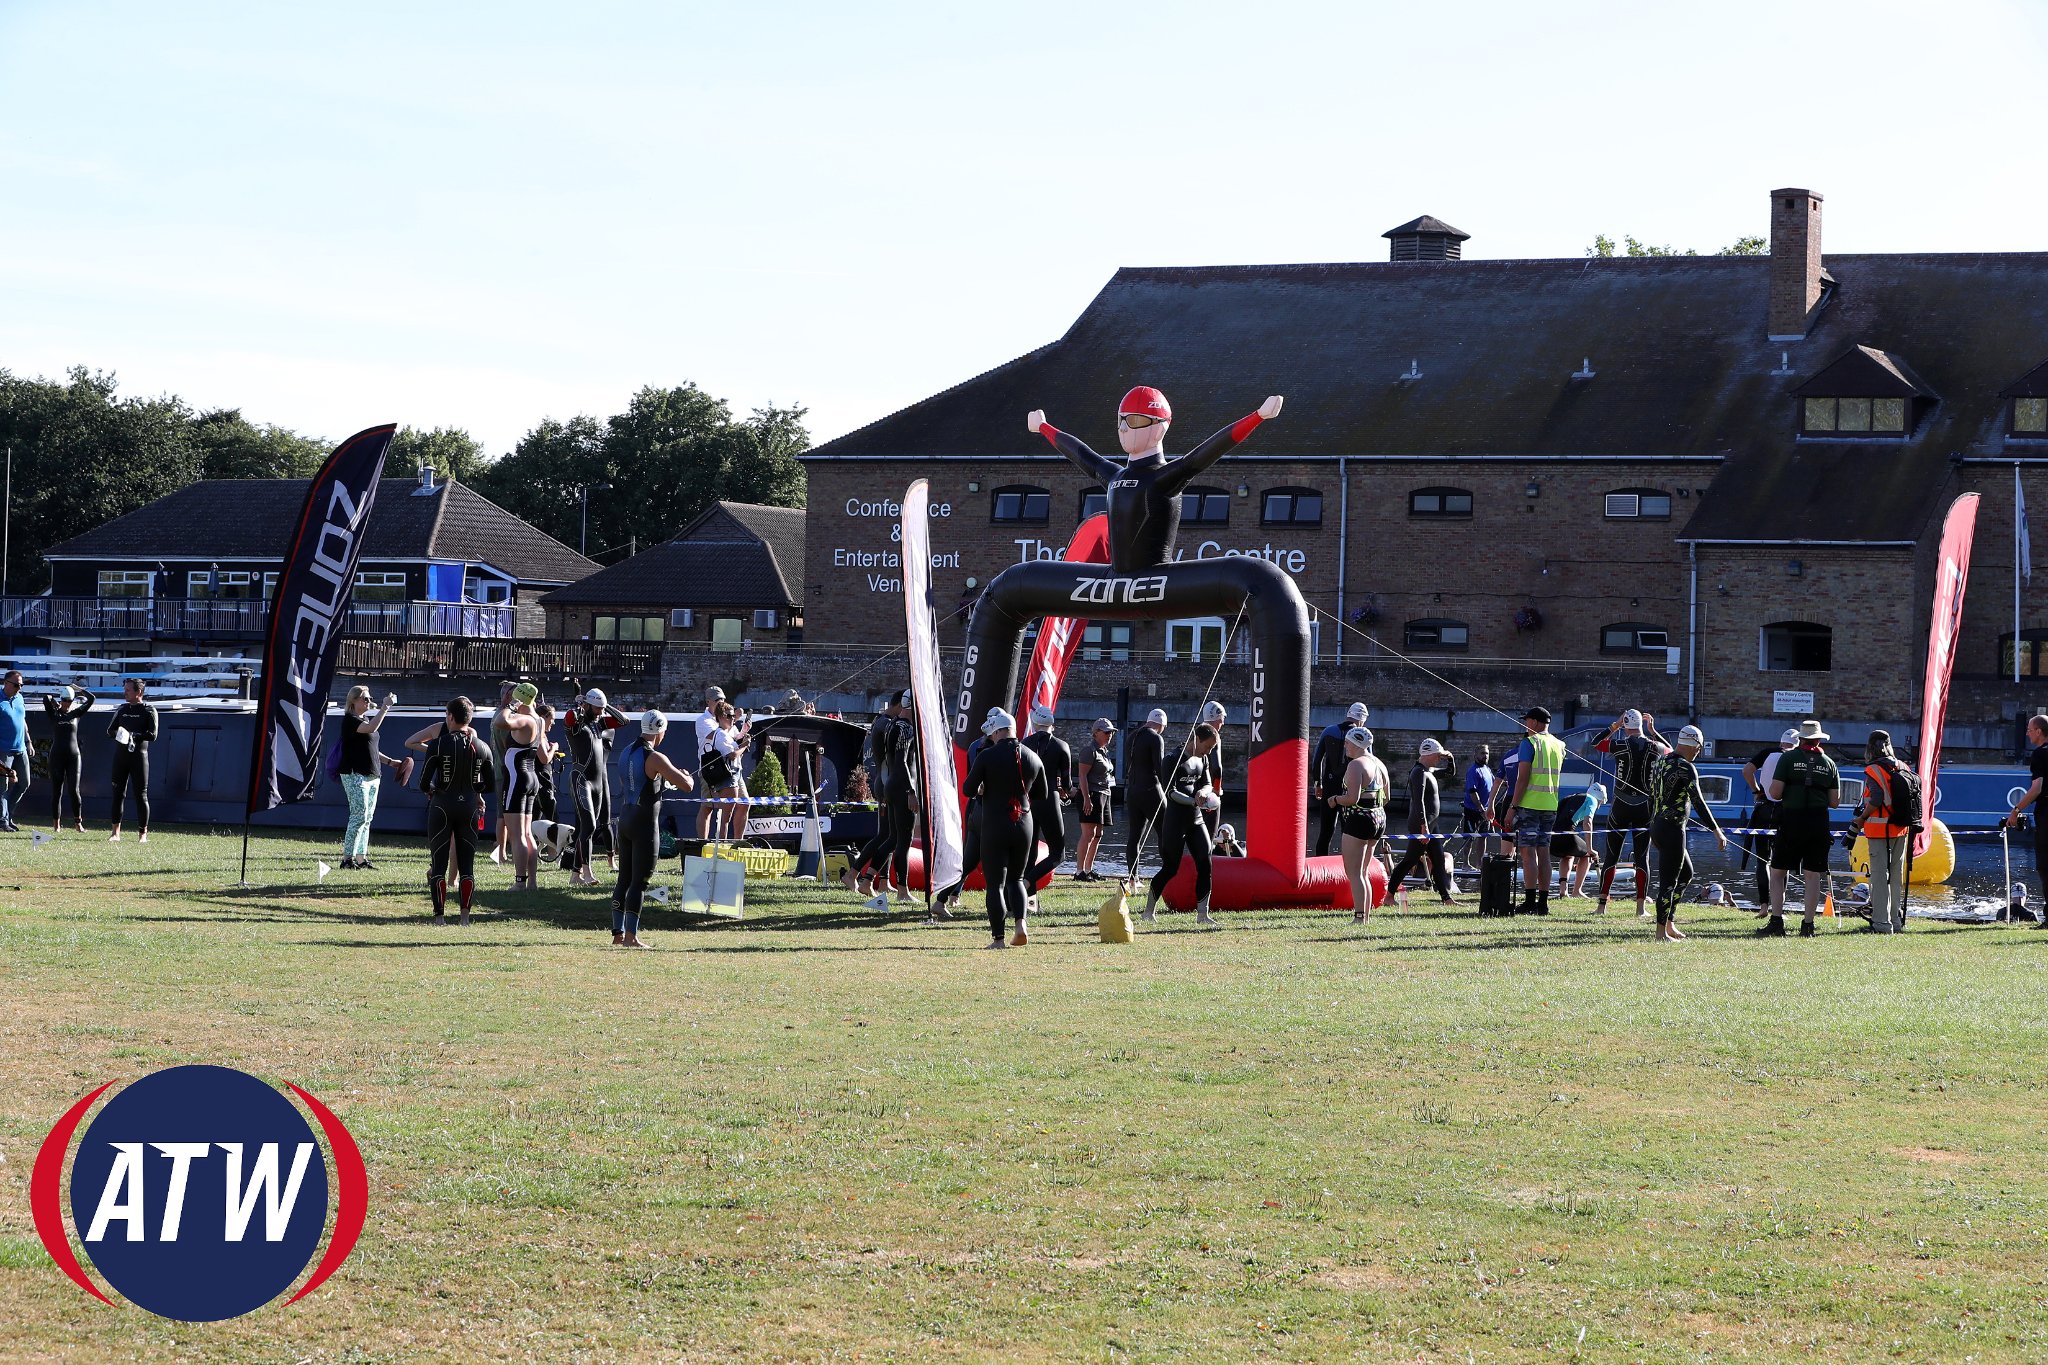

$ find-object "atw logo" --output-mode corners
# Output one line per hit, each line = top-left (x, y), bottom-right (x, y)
(30, 1064), (367, 1322)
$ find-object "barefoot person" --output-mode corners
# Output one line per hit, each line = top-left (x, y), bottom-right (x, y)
(106, 678), (159, 843)
(405, 697), (495, 925)
(498, 683), (545, 891)
(1073, 717), (1117, 881)
(1329, 727), (1389, 924)
(1647, 726), (1728, 941)
(962, 709), (1045, 948)
(1145, 722), (1224, 927)
(42, 683), (92, 832)
(565, 689), (627, 885)
(613, 711), (695, 948)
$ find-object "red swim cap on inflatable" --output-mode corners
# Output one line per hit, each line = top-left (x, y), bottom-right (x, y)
(1118, 386), (1171, 421)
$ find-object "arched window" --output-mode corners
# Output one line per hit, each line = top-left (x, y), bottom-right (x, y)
(1409, 487), (1473, 518)
(1600, 621), (1670, 654)
(1404, 617), (1469, 652)
(1603, 488), (1673, 520)
(1181, 485), (1231, 525)
(990, 485), (1050, 524)
(1079, 487), (1108, 521)
(1260, 486), (1323, 525)
(1760, 620), (1832, 672)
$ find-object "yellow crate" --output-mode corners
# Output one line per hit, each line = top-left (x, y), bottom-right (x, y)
(701, 842), (796, 879)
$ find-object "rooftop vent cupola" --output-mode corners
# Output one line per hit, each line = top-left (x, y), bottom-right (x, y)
(1382, 215), (1470, 262)
(1768, 187), (1828, 340)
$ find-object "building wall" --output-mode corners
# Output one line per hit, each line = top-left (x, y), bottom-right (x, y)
(546, 602), (799, 648)
(800, 456), (1705, 663)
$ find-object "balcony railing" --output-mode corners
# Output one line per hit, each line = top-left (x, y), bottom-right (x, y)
(0, 596), (515, 641)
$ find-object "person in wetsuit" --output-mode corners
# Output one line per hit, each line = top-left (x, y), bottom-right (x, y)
(498, 682), (545, 891)
(1310, 702), (1369, 857)
(1022, 704), (1073, 895)
(565, 688), (627, 885)
(852, 695), (902, 897)
(405, 696), (496, 924)
(106, 678), (159, 843)
(1145, 721), (1222, 926)
(1590, 709), (1670, 917)
(881, 688), (920, 907)
(612, 711), (695, 948)
(962, 708), (1046, 949)
(933, 716), (998, 919)
(1124, 708), (1168, 879)
(1197, 700), (1228, 845)
(1646, 725), (1727, 942)
(1028, 386), (1284, 573)
(42, 683), (92, 832)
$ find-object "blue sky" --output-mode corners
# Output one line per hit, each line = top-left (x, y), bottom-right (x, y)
(3, 0), (2045, 455)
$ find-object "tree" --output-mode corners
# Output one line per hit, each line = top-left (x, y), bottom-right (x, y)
(1588, 233), (1770, 257)
(390, 425), (488, 483)
(190, 408), (328, 480)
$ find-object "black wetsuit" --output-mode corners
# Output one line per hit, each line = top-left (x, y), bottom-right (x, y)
(1596, 734), (1665, 905)
(106, 699), (158, 831)
(1041, 413), (1267, 573)
(1149, 752), (1216, 909)
(1647, 752), (1721, 925)
(1124, 725), (1167, 874)
(566, 708), (622, 871)
(1385, 762), (1452, 898)
(501, 731), (541, 816)
(613, 738), (670, 935)
(884, 713), (919, 893)
(962, 736), (1046, 941)
(423, 725), (494, 917)
(955, 734), (990, 896)
(1310, 722), (1350, 856)
(856, 715), (898, 883)
(1022, 728), (1072, 886)
(42, 691), (92, 825)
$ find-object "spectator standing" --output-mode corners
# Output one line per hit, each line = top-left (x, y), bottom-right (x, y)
(1311, 702), (1369, 856)
(1762, 718), (1841, 938)
(703, 700), (745, 841)
(1454, 744), (1494, 870)
(337, 685), (409, 870)
(1124, 708), (1169, 877)
(106, 678), (159, 843)
(1384, 738), (1456, 904)
(1859, 730), (1915, 934)
(1551, 782), (1604, 898)
(0, 670), (31, 832)
(1506, 706), (1565, 915)
(42, 683), (93, 832)
(694, 684), (727, 840)
(1073, 718), (1117, 880)
(2002, 714), (2048, 928)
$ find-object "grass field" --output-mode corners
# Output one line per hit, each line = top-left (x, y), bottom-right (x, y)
(3, 826), (2047, 1362)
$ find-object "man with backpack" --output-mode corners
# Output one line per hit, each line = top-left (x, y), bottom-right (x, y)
(1859, 729), (1918, 934)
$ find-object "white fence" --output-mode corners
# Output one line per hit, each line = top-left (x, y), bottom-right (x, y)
(0, 655), (257, 700)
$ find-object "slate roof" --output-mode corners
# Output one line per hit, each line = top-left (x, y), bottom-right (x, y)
(1382, 215), (1469, 241)
(804, 251), (2048, 543)
(538, 501), (805, 609)
(45, 479), (598, 584)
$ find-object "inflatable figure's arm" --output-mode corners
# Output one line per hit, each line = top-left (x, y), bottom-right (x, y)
(1028, 410), (1119, 482)
(1170, 395), (1284, 482)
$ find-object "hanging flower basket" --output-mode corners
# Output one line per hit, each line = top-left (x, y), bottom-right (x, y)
(1513, 606), (1544, 633)
(1349, 603), (1380, 626)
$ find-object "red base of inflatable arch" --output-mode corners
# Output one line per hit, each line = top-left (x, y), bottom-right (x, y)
(1158, 853), (1387, 913)
(898, 843), (1055, 894)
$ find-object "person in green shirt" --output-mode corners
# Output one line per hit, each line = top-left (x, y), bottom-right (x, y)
(1763, 718), (1841, 938)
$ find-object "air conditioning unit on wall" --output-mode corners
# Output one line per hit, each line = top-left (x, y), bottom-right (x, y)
(671, 609), (695, 629)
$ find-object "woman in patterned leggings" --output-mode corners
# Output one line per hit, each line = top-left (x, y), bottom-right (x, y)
(337, 686), (411, 869)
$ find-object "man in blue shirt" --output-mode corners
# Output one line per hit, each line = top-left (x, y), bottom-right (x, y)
(0, 670), (32, 833)
(1456, 744), (1494, 869)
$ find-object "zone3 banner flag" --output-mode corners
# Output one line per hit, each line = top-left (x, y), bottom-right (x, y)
(247, 424), (397, 813)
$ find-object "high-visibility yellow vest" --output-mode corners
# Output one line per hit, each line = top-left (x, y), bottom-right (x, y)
(1518, 732), (1564, 812)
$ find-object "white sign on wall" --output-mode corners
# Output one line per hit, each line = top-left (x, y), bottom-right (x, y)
(1772, 690), (1815, 715)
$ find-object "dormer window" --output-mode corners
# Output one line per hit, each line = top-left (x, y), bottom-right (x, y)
(1794, 344), (1932, 440)
(2016, 399), (2048, 435)
(2004, 362), (2048, 439)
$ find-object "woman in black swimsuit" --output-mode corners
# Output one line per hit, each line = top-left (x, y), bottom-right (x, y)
(499, 683), (544, 891)
(42, 684), (92, 832)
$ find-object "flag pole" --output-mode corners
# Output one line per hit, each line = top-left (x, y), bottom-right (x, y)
(2016, 464), (2024, 685)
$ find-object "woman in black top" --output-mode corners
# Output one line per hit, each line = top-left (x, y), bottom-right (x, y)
(612, 712), (695, 948)
(42, 684), (92, 832)
(106, 678), (159, 843)
(337, 685), (408, 869)
(405, 696), (495, 924)
(962, 710), (1047, 949)
(1144, 722), (1221, 927)
(1022, 705), (1073, 895)
(1074, 720), (1116, 880)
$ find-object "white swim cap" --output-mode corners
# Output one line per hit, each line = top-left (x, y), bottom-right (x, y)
(584, 688), (607, 708)
(1347, 727), (1373, 750)
(1146, 707), (1168, 726)
(1200, 700), (1226, 724)
(1345, 702), (1369, 723)
(983, 708), (1015, 735)
(1621, 708), (1644, 731)
(1030, 703), (1056, 727)
(1677, 724), (1706, 748)
(640, 710), (667, 736)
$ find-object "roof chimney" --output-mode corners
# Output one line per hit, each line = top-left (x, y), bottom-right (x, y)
(1767, 188), (1825, 339)
(413, 462), (437, 496)
(1382, 215), (1470, 263)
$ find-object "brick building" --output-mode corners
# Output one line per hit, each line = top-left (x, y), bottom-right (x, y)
(797, 187), (2048, 739)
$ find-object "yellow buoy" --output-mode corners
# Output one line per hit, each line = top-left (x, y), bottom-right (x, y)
(1848, 817), (1955, 886)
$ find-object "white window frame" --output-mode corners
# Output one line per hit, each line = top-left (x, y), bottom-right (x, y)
(1082, 622), (1132, 662)
(1165, 616), (1227, 662)
(352, 570), (409, 602)
(98, 570), (155, 599)
(188, 570), (276, 600)
(1605, 493), (1639, 518)
(464, 576), (512, 605)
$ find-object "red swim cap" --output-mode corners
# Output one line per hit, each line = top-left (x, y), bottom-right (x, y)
(1118, 386), (1171, 421)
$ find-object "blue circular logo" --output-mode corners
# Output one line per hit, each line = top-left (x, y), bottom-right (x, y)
(64, 1065), (331, 1321)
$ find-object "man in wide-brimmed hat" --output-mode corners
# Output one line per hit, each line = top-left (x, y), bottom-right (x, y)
(1762, 718), (1841, 938)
